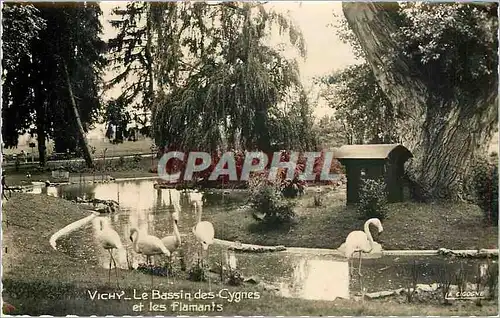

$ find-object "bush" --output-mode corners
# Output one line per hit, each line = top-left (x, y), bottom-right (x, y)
(280, 178), (306, 198)
(248, 171), (296, 225)
(357, 178), (388, 220)
(471, 158), (498, 225)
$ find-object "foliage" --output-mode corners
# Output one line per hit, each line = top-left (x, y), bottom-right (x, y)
(226, 270), (244, 286)
(2, 4), (46, 75)
(280, 178), (305, 198)
(106, 2), (154, 133)
(187, 260), (209, 282)
(248, 171), (296, 225)
(136, 263), (170, 277)
(149, 2), (312, 153)
(103, 99), (132, 143)
(485, 261), (498, 300)
(339, 2), (498, 200)
(357, 178), (388, 220)
(2, 2), (106, 163)
(471, 158), (498, 225)
(313, 115), (345, 149)
(318, 64), (401, 145)
(397, 2), (498, 103)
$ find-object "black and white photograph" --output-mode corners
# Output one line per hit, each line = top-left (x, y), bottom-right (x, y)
(1, 1), (498, 316)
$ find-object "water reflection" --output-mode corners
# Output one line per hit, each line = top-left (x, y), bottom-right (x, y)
(280, 258), (350, 301)
(48, 180), (246, 271)
(45, 180), (497, 302)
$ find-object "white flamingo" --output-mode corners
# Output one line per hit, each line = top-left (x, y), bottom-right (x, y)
(161, 210), (182, 272)
(343, 218), (383, 277)
(193, 209), (214, 257)
(192, 195), (214, 286)
(95, 217), (123, 287)
(129, 228), (170, 264)
(129, 228), (170, 285)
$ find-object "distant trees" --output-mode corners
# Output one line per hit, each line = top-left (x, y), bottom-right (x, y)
(318, 63), (400, 145)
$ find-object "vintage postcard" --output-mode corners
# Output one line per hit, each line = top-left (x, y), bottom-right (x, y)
(1, 1), (498, 316)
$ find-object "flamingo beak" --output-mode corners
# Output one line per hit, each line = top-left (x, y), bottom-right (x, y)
(129, 235), (133, 242)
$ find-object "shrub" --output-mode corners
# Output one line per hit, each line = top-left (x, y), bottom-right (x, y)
(471, 158), (498, 225)
(280, 178), (306, 198)
(133, 154), (142, 163)
(248, 171), (296, 225)
(357, 178), (388, 220)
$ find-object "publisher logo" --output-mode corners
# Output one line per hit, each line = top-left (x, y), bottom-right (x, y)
(445, 290), (487, 300)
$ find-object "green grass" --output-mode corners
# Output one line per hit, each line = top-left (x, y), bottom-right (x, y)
(2, 193), (497, 315)
(209, 189), (498, 250)
(3, 156), (158, 186)
(3, 138), (154, 159)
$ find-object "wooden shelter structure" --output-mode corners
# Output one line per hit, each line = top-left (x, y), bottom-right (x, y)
(334, 144), (413, 204)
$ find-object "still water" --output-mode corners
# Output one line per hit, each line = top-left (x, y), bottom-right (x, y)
(39, 180), (495, 301)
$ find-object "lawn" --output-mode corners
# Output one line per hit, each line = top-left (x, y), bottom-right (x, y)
(209, 188), (498, 251)
(3, 138), (154, 159)
(3, 156), (158, 187)
(2, 193), (497, 316)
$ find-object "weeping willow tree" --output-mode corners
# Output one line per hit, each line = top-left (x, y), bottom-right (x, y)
(342, 2), (498, 201)
(150, 2), (315, 153)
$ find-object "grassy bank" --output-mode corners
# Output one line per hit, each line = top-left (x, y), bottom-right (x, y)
(210, 189), (498, 250)
(2, 156), (157, 187)
(3, 138), (154, 159)
(2, 193), (497, 315)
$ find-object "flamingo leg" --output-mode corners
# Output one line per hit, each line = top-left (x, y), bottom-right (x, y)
(108, 253), (112, 284)
(109, 250), (120, 288)
(349, 257), (353, 277)
(207, 248), (211, 291)
(151, 256), (154, 287)
(358, 251), (363, 277)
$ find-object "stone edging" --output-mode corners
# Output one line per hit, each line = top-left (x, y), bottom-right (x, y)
(213, 239), (499, 258)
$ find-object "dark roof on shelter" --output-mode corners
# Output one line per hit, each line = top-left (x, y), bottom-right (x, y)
(334, 144), (413, 160)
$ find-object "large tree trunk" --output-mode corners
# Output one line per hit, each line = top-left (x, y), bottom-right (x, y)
(61, 61), (94, 169)
(144, 5), (154, 129)
(342, 3), (498, 201)
(36, 121), (47, 167)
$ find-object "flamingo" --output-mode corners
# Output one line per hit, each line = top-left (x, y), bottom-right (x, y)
(342, 218), (383, 278)
(50, 211), (100, 250)
(161, 210), (182, 274)
(95, 217), (123, 287)
(129, 228), (170, 285)
(192, 192), (214, 286)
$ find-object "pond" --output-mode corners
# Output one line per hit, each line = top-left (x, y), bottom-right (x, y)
(38, 180), (497, 302)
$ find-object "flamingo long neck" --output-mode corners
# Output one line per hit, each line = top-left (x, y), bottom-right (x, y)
(196, 204), (202, 223)
(364, 220), (375, 251)
(131, 230), (140, 253)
